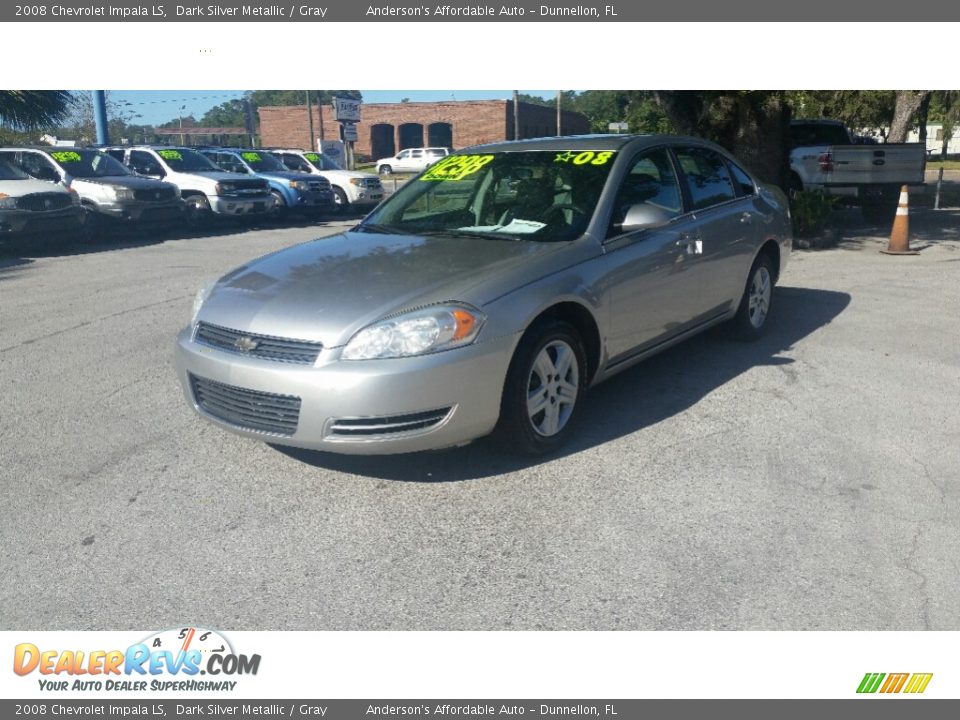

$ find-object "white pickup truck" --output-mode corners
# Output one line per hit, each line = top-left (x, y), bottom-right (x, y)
(789, 119), (926, 224)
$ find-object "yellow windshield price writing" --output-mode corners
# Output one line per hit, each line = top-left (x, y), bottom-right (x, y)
(554, 151), (614, 166)
(421, 155), (494, 182)
(158, 150), (182, 161)
(304, 153), (321, 162)
(50, 151), (82, 163)
(241, 152), (261, 162)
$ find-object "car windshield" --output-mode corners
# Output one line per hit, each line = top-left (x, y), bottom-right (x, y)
(48, 149), (131, 178)
(156, 148), (218, 172)
(0, 158), (30, 180)
(238, 150), (287, 172)
(303, 152), (342, 171)
(360, 149), (616, 243)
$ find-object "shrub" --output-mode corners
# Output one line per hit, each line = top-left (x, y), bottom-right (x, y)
(790, 190), (837, 238)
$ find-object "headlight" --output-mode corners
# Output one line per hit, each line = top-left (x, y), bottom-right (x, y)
(0, 193), (17, 209)
(214, 183), (231, 195)
(342, 304), (485, 360)
(112, 187), (135, 201)
(289, 180), (308, 191)
(68, 188), (81, 206)
(191, 281), (216, 325)
(349, 178), (364, 186)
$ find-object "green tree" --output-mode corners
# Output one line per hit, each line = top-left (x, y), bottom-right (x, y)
(0, 90), (73, 130)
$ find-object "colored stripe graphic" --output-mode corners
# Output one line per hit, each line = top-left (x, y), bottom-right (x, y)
(903, 673), (933, 694)
(880, 673), (909, 693)
(857, 673), (885, 693)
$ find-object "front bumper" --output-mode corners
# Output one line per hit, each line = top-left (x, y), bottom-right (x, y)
(293, 189), (335, 212)
(94, 199), (185, 223)
(210, 195), (274, 215)
(174, 325), (517, 454)
(0, 206), (84, 235)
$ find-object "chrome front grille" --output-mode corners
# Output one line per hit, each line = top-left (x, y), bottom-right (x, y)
(189, 374), (300, 436)
(328, 408), (452, 437)
(17, 192), (72, 212)
(195, 322), (322, 365)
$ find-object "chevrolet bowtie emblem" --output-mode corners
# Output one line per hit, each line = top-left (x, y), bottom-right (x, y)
(234, 336), (259, 352)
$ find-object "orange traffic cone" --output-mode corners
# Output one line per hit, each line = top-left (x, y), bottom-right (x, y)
(880, 185), (919, 255)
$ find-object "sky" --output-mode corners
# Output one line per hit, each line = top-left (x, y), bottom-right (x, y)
(108, 90), (563, 125)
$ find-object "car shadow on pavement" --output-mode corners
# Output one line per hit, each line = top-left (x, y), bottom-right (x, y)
(274, 285), (852, 482)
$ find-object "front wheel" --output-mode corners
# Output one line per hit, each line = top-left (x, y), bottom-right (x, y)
(495, 321), (587, 455)
(331, 186), (349, 214)
(731, 253), (775, 341)
(379, 165), (392, 175)
(184, 194), (211, 227)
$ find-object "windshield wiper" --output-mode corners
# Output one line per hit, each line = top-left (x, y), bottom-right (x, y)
(418, 229), (524, 241)
(355, 223), (410, 235)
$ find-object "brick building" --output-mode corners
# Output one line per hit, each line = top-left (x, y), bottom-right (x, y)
(258, 100), (592, 160)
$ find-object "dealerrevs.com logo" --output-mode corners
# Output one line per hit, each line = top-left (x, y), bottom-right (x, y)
(857, 673), (933, 694)
(13, 627), (261, 692)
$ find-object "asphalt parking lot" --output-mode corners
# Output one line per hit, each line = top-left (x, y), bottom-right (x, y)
(1, 209), (958, 631)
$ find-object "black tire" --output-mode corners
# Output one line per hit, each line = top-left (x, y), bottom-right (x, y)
(731, 252), (776, 341)
(495, 320), (587, 456)
(184, 194), (211, 227)
(331, 186), (349, 214)
(269, 190), (289, 221)
(380, 165), (392, 175)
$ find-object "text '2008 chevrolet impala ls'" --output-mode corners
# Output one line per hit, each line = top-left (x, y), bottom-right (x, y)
(175, 135), (791, 455)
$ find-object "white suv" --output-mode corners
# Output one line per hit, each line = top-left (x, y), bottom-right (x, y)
(376, 147), (451, 175)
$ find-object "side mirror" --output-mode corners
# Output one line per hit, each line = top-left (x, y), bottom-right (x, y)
(619, 203), (675, 233)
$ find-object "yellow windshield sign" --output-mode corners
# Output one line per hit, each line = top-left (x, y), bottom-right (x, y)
(304, 153), (321, 162)
(241, 152), (261, 162)
(158, 150), (182, 161)
(420, 155), (494, 182)
(553, 150), (614, 166)
(50, 151), (82, 163)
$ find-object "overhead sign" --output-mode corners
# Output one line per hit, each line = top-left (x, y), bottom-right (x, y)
(332, 97), (361, 122)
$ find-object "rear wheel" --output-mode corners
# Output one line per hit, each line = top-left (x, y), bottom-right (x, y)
(496, 320), (586, 455)
(731, 253), (775, 340)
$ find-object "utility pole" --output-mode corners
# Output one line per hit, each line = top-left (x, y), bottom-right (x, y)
(92, 91), (109, 145)
(178, 105), (186, 146)
(556, 90), (562, 136)
(306, 91), (315, 151)
(318, 92), (325, 142)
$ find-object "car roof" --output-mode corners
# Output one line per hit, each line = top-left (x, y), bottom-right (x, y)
(467, 134), (721, 154)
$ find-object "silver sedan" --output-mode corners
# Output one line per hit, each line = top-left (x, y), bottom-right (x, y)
(175, 135), (791, 455)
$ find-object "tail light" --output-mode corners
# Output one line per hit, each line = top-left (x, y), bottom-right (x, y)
(818, 152), (833, 172)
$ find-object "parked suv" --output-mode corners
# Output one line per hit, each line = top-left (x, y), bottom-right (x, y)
(0, 157), (84, 237)
(376, 147), (451, 175)
(200, 148), (334, 217)
(272, 149), (383, 213)
(105, 146), (273, 223)
(0, 147), (183, 228)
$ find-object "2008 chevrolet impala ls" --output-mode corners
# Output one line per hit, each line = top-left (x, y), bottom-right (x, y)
(176, 135), (791, 455)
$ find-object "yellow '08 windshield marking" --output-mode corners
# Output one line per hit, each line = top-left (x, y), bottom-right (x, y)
(554, 151), (614, 166)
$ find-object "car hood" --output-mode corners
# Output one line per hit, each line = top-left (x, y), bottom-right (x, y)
(0, 178), (69, 196)
(198, 230), (572, 348)
(317, 169), (379, 182)
(70, 175), (175, 190)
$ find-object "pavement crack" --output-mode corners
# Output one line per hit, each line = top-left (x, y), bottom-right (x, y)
(0, 294), (189, 354)
(904, 522), (933, 631)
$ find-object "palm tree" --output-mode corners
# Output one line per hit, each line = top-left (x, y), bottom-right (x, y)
(0, 91), (73, 130)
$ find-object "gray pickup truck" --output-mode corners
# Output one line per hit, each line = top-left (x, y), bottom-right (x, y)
(0, 147), (183, 229)
(789, 120), (926, 224)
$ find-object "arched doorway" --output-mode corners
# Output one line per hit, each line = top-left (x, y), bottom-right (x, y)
(398, 123), (424, 150)
(370, 124), (395, 159)
(427, 122), (453, 149)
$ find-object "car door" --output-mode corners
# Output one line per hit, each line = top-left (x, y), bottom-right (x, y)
(673, 145), (760, 316)
(602, 147), (712, 363)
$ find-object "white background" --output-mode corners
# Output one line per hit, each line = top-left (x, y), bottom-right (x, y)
(2, 19), (958, 701)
